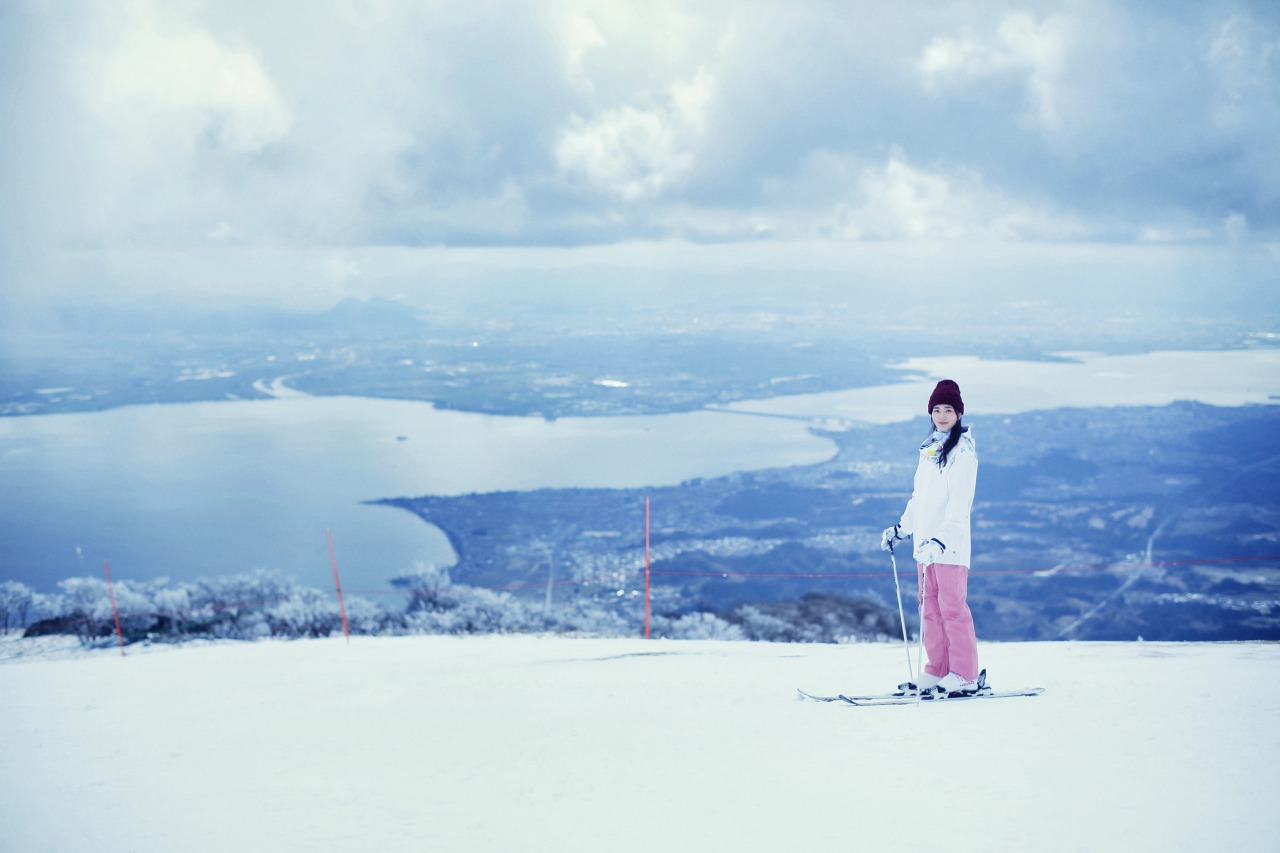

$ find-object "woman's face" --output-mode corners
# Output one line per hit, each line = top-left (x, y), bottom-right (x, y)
(931, 404), (958, 432)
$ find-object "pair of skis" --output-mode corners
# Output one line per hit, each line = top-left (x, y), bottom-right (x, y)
(796, 685), (1045, 707)
(798, 668), (1044, 706)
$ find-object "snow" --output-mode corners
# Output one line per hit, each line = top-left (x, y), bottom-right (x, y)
(2, 634), (1277, 852)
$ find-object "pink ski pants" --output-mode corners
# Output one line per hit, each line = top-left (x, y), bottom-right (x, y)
(919, 562), (979, 682)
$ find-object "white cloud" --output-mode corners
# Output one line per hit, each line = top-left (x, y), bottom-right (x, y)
(45, 2), (302, 247)
(919, 11), (1070, 130)
(548, 2), (730, 201)
(91, 17), (292, 154)
(561, 13), (608, 90)
(1205, 13), (1280, 130)
(825, 148), (1083, 242)
(637, 148), (1088, 244)
(554, 67), (715, 200)
(840, 150), (972, 239)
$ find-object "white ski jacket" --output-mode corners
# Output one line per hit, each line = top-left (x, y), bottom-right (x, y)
(897, 429), (978, 567)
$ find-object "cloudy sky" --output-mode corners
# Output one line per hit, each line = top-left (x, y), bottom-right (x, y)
(1, 0), (1277, 318)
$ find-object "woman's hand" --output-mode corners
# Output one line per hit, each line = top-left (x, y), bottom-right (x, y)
(913, 538), (944, 565)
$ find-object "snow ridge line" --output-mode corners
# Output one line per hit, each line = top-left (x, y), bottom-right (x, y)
(341, 552), (1278, 595)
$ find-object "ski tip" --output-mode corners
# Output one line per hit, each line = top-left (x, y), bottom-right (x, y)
(797, 688), (842, 703)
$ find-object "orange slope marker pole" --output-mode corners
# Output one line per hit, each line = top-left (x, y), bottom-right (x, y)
(327, 529), (351, 643)
(103, 560), (125, 656)
(645, 496), (651, 640)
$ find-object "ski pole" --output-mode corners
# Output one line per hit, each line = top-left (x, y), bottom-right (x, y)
(888, 543), (915, 685)
(916, 561), (927, 701)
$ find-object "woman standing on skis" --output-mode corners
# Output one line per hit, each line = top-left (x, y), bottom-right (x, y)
(881, 379), (982, 696)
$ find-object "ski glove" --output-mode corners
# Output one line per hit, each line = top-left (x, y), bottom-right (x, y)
(913, 538), (945, 565)
(880, 525), (904, 552)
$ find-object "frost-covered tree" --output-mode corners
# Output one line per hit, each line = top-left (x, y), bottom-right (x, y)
(108, 579), (166, 639)
(729, 605), (798, 642)
(543, 595), (636, 636)
(267, 588), (340, 638)
(190, 570), (299, 639)
(0, 581), (36, 631)
(393, 564), (570, 635)
(651, 611), (746, 641)
(150, 583), (192, 631)
(11, 563), (902, 647)
(55, 577), (117, 644)
(403, 584), (533, 635)
(342, 596), (403, 636)
(390, 563), (452, 611)
(36, 577), (165, 644)
(725, 592), (899, 644)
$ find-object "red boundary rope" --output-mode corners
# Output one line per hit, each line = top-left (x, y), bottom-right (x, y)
(646, 553), (1279, 580)
(341, 552), (1278, 597)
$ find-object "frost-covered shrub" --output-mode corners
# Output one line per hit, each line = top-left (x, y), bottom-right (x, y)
(342, 596), (404, 635)
(0, 581), (36, 631)
(111, 579), (170, 639)
(651, 611), (746, 641)
(23, 570), (319, 644)
(390, 563), (451, 608)
(150, 584), (192, 632)
(267, 588), (341, 638)
(12, 563), (900, 647)
(404, 585), (533, 634)
(22, 577), (165, 645)
(726, 605), (800, 642)
(543, 596), (636, 636)
(392, 564), (528, 634)
(726, 592), (899, 644)
(57, 577), (109, 639)
(55, 577), (132, 644)
(190, 570), (300, 639)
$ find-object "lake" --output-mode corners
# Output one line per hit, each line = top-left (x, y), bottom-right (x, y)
(0, 397), (835, 593)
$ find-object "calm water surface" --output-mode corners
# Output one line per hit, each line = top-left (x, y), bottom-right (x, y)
(0, 397), (834, 592)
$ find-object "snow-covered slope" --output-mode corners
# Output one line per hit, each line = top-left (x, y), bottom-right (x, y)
(2, 635), (1276, 852)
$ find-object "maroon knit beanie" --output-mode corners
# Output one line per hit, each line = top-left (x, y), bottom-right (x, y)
(927, 379), (964, 415)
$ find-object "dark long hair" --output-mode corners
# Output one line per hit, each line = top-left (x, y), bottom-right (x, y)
(925, 418), (965, 468)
